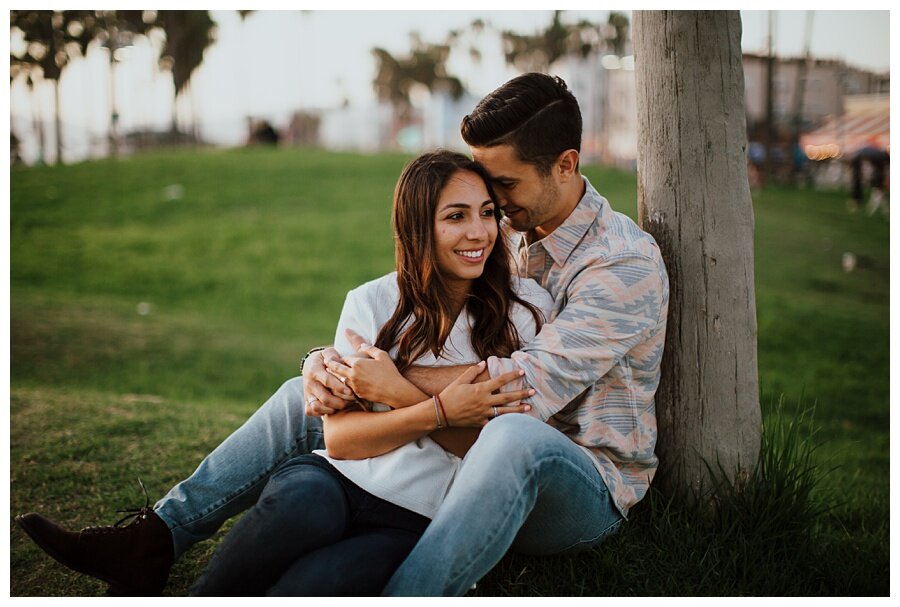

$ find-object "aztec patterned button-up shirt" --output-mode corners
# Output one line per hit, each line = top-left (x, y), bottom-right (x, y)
(487, 177), (669, 517)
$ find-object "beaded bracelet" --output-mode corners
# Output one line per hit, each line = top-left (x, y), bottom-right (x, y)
(299, 346), (327, 375)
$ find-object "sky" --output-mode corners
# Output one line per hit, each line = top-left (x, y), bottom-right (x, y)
(7, 9), (892, 163)
(740, 10), (889, 71)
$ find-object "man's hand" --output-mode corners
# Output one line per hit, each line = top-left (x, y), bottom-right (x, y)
(335, 329), (429, 408)
(303, 347), (357, 416)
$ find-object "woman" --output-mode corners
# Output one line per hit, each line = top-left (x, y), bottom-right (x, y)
(190, 150), (553, 596)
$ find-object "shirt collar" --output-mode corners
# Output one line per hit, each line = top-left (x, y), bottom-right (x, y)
(503, 176), (604, 267)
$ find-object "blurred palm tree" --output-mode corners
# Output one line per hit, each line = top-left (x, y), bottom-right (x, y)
(154, 10), (216, 137)
(10, 10), (97, 163)
(501, 10), (630, 72)
(79, 10), (155, 155)
(10, 10), (215, 162)
(237, 10), (254, 142)
(372, 34), (464, 147)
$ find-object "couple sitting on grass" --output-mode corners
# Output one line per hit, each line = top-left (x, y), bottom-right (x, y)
(17, 73), (669, 596)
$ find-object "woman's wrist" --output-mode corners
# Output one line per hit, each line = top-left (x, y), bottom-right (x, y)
(383, 377), (430, 409)
(409, 398), (444, 432)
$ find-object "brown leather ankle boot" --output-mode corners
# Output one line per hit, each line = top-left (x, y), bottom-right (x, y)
(16, 493), (174, 595)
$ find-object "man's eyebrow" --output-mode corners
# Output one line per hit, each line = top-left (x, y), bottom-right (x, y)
(491, 176), (518, 184)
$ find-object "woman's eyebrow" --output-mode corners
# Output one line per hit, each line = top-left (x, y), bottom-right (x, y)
(440, 199), (494, 212)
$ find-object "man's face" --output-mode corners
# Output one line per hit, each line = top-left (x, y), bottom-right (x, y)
(470, 144), (562, 233)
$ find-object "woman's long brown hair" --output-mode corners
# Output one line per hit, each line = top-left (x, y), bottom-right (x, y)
(374, 150), (544, 372)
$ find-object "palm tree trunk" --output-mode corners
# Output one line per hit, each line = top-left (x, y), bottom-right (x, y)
(31, 83), (45, 165)
(54, 80), (63, 164)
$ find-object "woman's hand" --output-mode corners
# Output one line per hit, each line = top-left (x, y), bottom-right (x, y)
(439, 362), (535, 427)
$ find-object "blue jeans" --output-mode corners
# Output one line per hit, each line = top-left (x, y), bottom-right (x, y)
(154, 378), (622, 594)
(154, 377), (322, 559)
(189, 454), (428, 596)
(382, 413), (623, 596)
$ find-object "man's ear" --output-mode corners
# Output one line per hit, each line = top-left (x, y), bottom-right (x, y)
(556, 149), (580, 182)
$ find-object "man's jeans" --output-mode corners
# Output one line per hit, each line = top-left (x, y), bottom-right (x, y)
(383, 413), (623, 596)
(154, 377), (323, 559)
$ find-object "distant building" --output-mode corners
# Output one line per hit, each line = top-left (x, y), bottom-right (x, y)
(742, 52), (889, 136)
(421, 89), (482, 151)
(319, 102), (394, 152)
(800, 93), (889, 157)
(313, 51), (889, 172)
(562, 52), (638, 169)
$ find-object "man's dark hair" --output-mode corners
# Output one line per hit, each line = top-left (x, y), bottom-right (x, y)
(460, 73), (582, 174)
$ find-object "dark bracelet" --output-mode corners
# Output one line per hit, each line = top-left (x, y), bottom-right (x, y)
(299, 346), (327, 375)
(434, 392), (449, 427)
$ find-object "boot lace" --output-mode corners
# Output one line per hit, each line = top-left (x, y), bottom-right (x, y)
(83, 478), (154, 534)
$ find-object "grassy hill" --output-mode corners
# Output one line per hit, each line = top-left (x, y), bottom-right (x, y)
(10, 148), (889, 596)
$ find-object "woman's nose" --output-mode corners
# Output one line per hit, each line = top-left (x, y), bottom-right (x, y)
(466, 218), (489, 240)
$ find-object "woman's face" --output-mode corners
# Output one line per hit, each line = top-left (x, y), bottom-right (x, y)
(433, 169), (498, 287)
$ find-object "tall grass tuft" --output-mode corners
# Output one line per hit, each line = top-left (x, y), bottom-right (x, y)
(706, 397), (833, 559)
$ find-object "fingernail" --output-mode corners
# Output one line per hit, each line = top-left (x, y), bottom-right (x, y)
(524, 405), (532, 411)
(519, 370), (525, 376)
(528, 389), (536, 395)
(478, 361), (486, 368)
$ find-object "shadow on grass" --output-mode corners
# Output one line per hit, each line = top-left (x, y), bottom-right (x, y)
(472, 399), (887, 597)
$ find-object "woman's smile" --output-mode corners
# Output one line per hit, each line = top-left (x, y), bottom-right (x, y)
(454, 248), (486, 262)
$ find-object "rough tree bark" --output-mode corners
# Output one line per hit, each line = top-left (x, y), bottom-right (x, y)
(633, 11), (761, 498)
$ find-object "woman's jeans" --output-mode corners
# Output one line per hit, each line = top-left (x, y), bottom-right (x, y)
(189, 455), (428, 596)
(154, 377), (623, 594)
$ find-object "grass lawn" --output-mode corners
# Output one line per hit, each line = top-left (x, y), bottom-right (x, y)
(9, 148), (889, 596)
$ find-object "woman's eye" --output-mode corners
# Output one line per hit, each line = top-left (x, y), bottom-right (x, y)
(482, 208), (496, 217)
(447, 213), (463, 220)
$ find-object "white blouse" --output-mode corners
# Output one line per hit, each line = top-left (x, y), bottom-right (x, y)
(314, 271), (553, 518)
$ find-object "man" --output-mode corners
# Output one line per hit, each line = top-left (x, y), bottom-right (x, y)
(17, 73), (667, 596)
